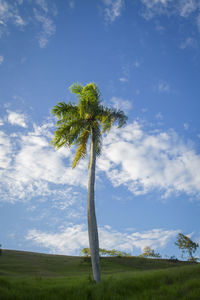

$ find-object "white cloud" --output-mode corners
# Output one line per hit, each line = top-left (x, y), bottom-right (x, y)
(0, 120), (88, 203)
(120, 64), (130, 82)
(156, 80), (170, 93)
(0, 0), (13, 21)
(14, 14), (25, 26)
(141, 0), (171, 9)
(98, 121), (200, 199)
(103, 0), (124, 23)
(26, 225), (88, 255)
(0, 130), (12, 168)
(36, 0), (48, 13)
(1, 114), (200, 205)
(141, 0), (172, 19)
(0, 55), (4, 64)
(0, 0), (55, 47)
(140, 0), (200, 32)
(119, 77), (128, 82)
(0, 0), (25, 29)
(7, 110), (27, 128)
(34, 9), (56, 48)
(110, 97), (133, 113)
(180, 37), (197, 49)
(178, 0), (197, 18)
(26, 224), (178, 255)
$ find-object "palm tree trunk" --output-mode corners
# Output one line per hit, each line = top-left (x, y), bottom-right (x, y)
(87, 128), (101, 283)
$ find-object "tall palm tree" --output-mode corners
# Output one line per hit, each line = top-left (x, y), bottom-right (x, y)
(51, 83), (127, 282)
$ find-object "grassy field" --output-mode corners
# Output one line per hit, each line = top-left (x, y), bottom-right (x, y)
(0, 249), (200, 299)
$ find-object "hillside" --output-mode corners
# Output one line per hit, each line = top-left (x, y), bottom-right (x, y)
(0, 249), (192, 277)
(0, 250), (200, 299)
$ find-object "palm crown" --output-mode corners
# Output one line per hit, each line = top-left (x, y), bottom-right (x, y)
(51, 82), (127, 168)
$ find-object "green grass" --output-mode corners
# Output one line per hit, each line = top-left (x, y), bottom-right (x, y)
(0, 250), (200, 299)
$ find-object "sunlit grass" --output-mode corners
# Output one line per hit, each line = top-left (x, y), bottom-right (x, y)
(0, 250), (199, 299)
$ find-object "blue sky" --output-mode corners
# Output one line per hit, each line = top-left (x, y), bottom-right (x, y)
(0, 0), (200, 259)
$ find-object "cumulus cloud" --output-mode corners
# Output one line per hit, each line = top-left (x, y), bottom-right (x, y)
(98, 121), (200, 199)
(7, 110), (27, 128)
(102, 0), (124, 23)
(1, 114), (200, 204)
(0, 120), (88, 203)
(26, 225), (88, 255)
(0, 130), (12, 168)
(26, 224), (178, 255)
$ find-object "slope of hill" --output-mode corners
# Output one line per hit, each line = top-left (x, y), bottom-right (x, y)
(0, 249), (200, 299)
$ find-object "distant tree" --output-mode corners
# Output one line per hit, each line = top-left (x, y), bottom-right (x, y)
(106, 249), (131, 257)
(169, 255), (179, 262)
(141, 246), (161, 258)
(141, 246), (151, 257)
(80, 248), (91, 257)
(51, 83), (127, 283)
(175, 233), (199, 261)
(80, 247), (130, 257)
(0, 244), (2, 256)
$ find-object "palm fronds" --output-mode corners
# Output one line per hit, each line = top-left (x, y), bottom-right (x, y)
(72, 129), (90, 168)
(51, 102), (79, 121)
(98, 105), (128, 133)
(51, 82), (128, 167)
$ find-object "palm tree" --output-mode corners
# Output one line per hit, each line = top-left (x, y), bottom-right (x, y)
(51, 83), (127, 282)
